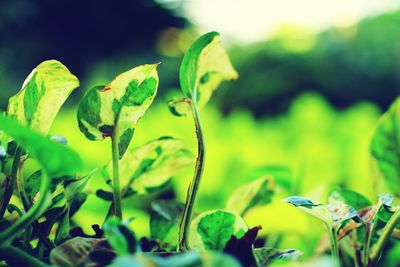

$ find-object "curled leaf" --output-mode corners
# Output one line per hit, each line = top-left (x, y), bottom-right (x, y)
(180, 32), (238, 107)
(7, 60), (79, 135)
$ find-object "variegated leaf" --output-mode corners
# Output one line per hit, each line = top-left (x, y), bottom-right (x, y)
(103, 137), (194, 195)
(180, 32), (238, 107)
(189, 209), (248, 251)
(7, 60), (79, 135)
(77, 64), (159, 158)
(226, 177), (274, 216)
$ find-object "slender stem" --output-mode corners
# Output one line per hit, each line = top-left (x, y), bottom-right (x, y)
(363, 222), (373, 266)
(16, 160), (54, 250)
(327, 226), (340, 267)
(369, 209), (400, 266)
(0, 148), (21, 218)
(0, 170), (51, 247)
(178, 101), (205, 251)
(0, 245), (50, 267)
(111, 133), (122, 219)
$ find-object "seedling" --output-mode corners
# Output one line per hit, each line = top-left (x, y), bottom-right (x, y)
(0, 33), (398, 267)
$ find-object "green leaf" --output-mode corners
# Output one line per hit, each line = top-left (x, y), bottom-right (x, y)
(150, 199), (185, 244)
(226, 177), (274, 216)
(284, 196), (333, 228)
(253, 247), (302, 266)
(179, 32), (238, 107)
(189, 209), (248, 251)
(329, 187), (372, 210)
(103, 137), (194, 195)
(77, 64), (159, 158)
(284, 196), (358, 232)
(0, 114), (82, 177)
(370, 97), (400, 196)
(7, 60), (79, 135)
(103, 216), (137, 256)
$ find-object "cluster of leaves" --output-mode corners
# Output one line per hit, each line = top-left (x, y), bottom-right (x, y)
(283, 98), (400, 267)
(0, 31), (398, 267)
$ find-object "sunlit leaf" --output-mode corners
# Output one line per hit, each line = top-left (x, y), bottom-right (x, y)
(7, 60), (79, 135)
(284, 196), (333, 228)
(180, 31), (238, 107)
(150, 199), (185, 245)
(103, 216), (137, 256)
(370, 97), (400, 196)
(253, 247), (302, 266)
(329, 187), (372, 210)
(226, 177), (274, 216)
(189, 209), (248, 251)
(103, 137), (194, 195)
(0, 114), (82, 177)
(77, 64), (159, 158)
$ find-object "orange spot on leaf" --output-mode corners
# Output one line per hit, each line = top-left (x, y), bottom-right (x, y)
(99, 86), (111, 92)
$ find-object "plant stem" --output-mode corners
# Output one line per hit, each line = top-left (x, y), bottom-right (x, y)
(363, 222), (373, 266)
(16, 160), (54, 250)
(369, 209), (400, 266)
(0, 245), (50, 267)
(327, 226), (340, 267)
(111, 133), (122, 219)
(0, 170), (51, 247)
(178, 101), (205, 251)
(0, 148), (21, 218)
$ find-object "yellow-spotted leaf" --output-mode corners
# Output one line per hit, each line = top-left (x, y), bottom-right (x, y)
(103, 137), (194, 195)
(370, 97), (400, 197)
(189, 209), (248, 251)
(180, 32), (238, 108)
(77, 64), (159, 158)
(7, 60), (79, 135)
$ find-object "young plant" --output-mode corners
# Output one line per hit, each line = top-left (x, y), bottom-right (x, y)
(169, 31), (239, 251)
(77, 64), (160, 219)
(0, 114), (82, 259)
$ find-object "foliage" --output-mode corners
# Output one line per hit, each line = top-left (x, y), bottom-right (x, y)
(0, 32), (398, 267)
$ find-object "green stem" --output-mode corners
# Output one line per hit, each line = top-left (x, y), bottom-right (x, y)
(0, 148), (21, 218)
(178, 101), (205, 251)
(0, 246), (50, 267)
(369, 209), (400, 266)
(16, 160), (54, 250)
(327, 226), (340, 267)
(111, 133), (122, 219)
(0, 170), (51, 247)
(363, 222), (373, 266)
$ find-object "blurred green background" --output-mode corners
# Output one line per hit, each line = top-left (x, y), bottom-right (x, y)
(1, 0), (399, 264)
